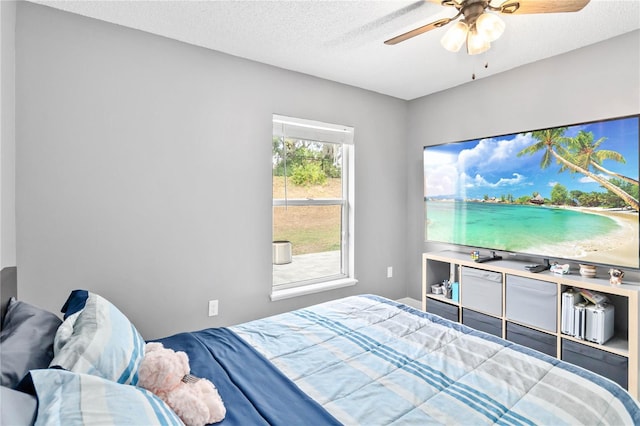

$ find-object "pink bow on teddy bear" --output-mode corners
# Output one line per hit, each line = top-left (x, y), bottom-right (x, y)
(138, 342), (226, 426)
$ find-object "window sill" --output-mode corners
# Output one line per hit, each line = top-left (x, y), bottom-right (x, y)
(270, 278), (358, 302)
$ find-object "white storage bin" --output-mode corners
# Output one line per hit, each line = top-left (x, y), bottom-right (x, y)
(461, 267), (502, 316)
(506, 275), (557, 332)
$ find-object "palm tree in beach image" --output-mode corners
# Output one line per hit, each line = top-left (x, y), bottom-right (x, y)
(566, 130), (639, 187)
(517, 128), (639, 211)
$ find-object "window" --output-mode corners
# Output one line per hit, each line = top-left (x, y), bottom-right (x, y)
(271, 114), (355, 300)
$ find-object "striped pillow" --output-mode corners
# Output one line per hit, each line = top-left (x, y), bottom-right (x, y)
(50, 290), (144, 385)
(29, 369), (182, 425)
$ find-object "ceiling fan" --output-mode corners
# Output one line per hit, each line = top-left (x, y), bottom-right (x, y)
(384, 0), (591, 55)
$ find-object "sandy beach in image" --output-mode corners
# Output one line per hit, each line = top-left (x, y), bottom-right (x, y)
(537, 207), (639, 267)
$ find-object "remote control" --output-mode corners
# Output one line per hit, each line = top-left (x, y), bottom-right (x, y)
(525, 264), (547, 273)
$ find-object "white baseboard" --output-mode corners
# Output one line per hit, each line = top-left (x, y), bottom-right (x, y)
(396, 297), (421, 309)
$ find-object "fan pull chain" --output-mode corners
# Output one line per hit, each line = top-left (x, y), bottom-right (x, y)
(471, 62), (489, 80)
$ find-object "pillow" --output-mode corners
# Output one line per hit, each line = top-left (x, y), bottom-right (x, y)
(0, 386), (37, 426)
(50, 290), (144, 385)
(0, 297), (62, 387)
(26, 369), (182, 425)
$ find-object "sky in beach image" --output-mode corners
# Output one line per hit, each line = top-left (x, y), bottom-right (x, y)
(424, 116), (639, 201)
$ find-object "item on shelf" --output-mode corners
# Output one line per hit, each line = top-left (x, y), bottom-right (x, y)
(561, 288), (614, 344)
(609, 268), (624, 286)
(451, 282), (459, 302)
(474, 251), (502, 263)
(434, 280), (455, 299)
(585, 303), (615, 345)
(579, 288), (609, 306)
(573, 302), (588, 340)
(561, 288), (584, 336)
(525, 264), (548, 273)
(579, 264), (597, 278)
(550, 263), (570, 275)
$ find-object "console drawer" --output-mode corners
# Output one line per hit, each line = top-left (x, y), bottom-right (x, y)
(562, 339), (628, 389)
(506, 321), (557, 357)
(462, 308), (502, 337)
(426, 298), (458, 322)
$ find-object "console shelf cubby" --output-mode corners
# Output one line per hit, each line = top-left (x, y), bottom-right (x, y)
(422, 250), (640, 400)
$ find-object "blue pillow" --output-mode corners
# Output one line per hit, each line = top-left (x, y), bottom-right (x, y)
(27, 369), (182, 425)
(60, 289), (90, 319)
(50, 291), (144, 385)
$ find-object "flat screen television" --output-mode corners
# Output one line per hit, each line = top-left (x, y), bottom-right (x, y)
(424, 114), (640, 270)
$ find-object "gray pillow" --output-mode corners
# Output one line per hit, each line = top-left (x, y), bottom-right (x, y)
(0, 297), (62, 387)
(0, 386), (37, 425)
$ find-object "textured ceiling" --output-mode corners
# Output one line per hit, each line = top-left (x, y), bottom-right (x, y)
(29, 0), (640, 100)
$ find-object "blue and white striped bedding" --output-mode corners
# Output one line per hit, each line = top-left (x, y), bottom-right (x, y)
(50, 290), (144, 385)
(27, 369), (182, 425)
(232, 294), (640, 425)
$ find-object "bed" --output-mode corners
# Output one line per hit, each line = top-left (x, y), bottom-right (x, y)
(1, 290), (639, 425)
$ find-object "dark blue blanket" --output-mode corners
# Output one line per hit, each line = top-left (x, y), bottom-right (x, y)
(155, 327), (341, 426)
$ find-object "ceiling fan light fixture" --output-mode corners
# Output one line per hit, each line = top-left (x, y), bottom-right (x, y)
(440, 20), (468, 53)
(475, 12), (505, 42)
(487, 0), (507, 8)
(386, 0), (591, 57)
(466, 28), (490, 55)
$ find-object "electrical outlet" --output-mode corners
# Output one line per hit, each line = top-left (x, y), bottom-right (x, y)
(387, 266), (393, 278)
(208, 300), (219, 317)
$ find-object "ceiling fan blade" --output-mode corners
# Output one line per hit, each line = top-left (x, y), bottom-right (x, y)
(497, 0), (590, 14)
(384, 18), (451, 45)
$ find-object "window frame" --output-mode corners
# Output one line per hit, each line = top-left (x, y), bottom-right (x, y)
(271, 115), (356, 301)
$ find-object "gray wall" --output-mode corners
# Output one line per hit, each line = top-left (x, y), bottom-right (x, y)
(15, 3), (409, 339)
(11, 2), (640, 337)
(405, 30), (640, 300)
(1, 1), (16, 270)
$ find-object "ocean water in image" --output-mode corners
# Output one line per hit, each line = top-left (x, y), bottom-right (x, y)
(425, 201), (619, 253)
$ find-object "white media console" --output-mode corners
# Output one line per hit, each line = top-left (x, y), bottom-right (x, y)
(422, 250), (640, 400)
